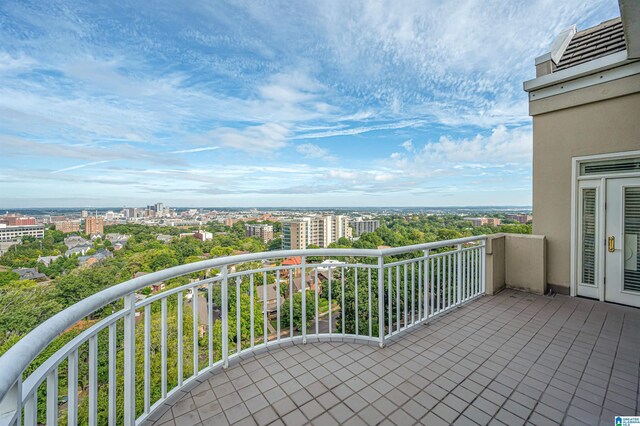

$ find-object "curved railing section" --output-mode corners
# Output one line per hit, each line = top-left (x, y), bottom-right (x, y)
(0, 236), (486, 425)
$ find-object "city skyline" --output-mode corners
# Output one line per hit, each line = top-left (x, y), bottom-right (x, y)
(0, 0), (619, 208)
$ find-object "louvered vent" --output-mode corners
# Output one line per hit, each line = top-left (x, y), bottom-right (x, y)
(582, 189), (596, 286)
(624, 187), (640, 293)
(580, 157), (640, 176)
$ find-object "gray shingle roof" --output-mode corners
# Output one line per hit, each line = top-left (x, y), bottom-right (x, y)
(556, 17), (626, 71)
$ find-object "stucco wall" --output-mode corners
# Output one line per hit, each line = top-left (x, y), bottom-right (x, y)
(486, 234), (505, 295)
(486, 234), (546, 295)
(531, 78), (640, 291)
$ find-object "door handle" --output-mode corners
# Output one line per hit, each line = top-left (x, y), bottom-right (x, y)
(608, 236), (615, 253)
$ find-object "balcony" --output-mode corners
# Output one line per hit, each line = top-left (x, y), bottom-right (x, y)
(0, 236), (638, 426)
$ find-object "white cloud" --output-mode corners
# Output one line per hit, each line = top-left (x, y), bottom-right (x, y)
(390, 125), (532, 178)
(171, 146), (220, 154)
(51, 160), (111, 174)
(295, 143), (334, 160)
(293, 120), (422, 139)
(194, 123), (289, 154)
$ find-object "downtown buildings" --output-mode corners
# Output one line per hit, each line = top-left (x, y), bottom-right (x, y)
(281, 215), (352, 249)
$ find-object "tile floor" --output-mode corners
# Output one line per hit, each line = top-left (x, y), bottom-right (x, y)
(145, 290), (640, 426)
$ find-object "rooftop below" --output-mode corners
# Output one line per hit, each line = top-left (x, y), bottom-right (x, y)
(146, 290), (640, 426)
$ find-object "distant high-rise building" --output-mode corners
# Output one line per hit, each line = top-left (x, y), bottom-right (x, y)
(282, 220), (307, 250)
(245, 224), (274, 243)
(282, 215), (352, 249)
(350, 219), (380, 237)
(155, 203), (164, 215)
(81, 210), (89, 218)
(85, 217), (104, 235)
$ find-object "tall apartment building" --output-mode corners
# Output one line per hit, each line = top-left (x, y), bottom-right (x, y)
(0, 224), (45, 241)
(281, 216), (352, 249)
(350, 219), (380, 237)
(505, 214), (532, 224)
(245, 224), (274, 243)
(55, 220), (81, 233)
(85, 217), (104, 235)
(282, 220), (307, 250)
(329, 215), (352, 242)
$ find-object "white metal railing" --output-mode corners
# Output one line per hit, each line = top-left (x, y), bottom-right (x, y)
(0, 236), (486, 425)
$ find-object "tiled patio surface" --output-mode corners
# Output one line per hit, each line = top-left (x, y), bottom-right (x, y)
(146, 289), (640, 426)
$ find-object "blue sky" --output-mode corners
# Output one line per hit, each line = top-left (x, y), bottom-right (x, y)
(0, 0), (620, 208)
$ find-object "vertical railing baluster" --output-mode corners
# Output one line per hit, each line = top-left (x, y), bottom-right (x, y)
(462, 248), (467, 301)
(221, 265), (228, 367)
(47, 369), (58, 425)
(377, 256), (385, 347)
(263, 272), (268, 344)
(89, 334), (98, 425)
(355, 267), (359, 336)
(457, 244), (462, 306)
(425, 250), (430, 318)
(396, 266), (400, 332)
(24, 391), (36, 426)
(368, 267), (372, 338)
(177, 292), (183, 386)
(160, 298), (167, 397)
(208, 283), (213, 366)
(276, 270), (280, 343)
(412, 261), (416, 325)
(404, 264), (408, 327)
(314, 268), (319, 336)
(437, 257), (441, 314)
(301, 257), (307, 343)
(444, 254), (448, 309)
(236, 277), (241, 354)
(123, 293), (136, 426)
(143, 305), (150, 415)
(193, 286), (199, 375)
(289, 272), (293, 339)
(68, 349), (78, 426)
(387, 267), (392, 335)
(481, 242), (486, 294)
(341, 267), (345, 335)
(109, 322), (117, 425)
(472, 247), (476, 296)
(328, 267), (332, 335)
(250, 275), (255, 348)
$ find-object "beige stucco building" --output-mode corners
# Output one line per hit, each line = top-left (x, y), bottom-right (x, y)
(523, 1), (640, 307)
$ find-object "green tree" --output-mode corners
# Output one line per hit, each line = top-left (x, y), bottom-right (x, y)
(281, 291), (315, 331)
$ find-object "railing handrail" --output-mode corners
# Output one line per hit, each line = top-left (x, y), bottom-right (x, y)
(0, 235), (485, 402)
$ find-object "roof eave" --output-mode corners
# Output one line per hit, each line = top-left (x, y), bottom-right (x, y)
(524, 50), (631, 92)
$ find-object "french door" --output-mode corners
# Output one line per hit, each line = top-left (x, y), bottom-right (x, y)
(604, 178), (640, 306)
(577, 177), (640, 307)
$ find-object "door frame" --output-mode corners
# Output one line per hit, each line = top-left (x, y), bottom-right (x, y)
(571, 150), (640, 300)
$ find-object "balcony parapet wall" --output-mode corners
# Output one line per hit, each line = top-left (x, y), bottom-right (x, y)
(486, 233), (547, 295)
